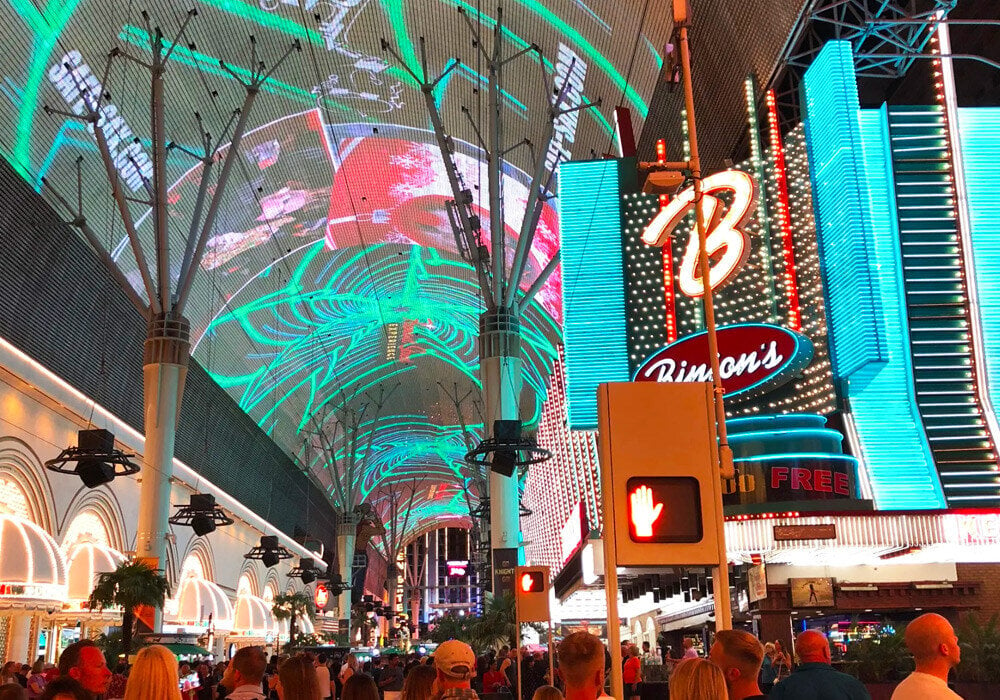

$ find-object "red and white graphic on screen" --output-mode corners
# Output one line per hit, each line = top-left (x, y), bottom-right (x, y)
(642, 170), (757, 298)
(628, 484), (665, 539)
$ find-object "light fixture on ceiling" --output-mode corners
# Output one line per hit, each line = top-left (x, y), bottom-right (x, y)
(244, 535), (293, 568)
(45, 429), (140, 488)
(465, 420), (551, 477)
(169, 493), (234, 536)
(288, 557), (321, 585)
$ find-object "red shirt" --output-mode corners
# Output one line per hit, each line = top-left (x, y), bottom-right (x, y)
(484, 670), (508, 692)
(623, 657), (641, 684)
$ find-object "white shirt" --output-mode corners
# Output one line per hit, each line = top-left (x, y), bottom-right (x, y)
(316, 664), (332, 699)
(890, 672), (963, 700)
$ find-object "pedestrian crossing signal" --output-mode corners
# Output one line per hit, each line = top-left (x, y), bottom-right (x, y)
(520, 571), (544, 593)
(514, 566), (550, 623)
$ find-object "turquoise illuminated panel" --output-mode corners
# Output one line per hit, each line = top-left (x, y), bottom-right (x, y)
(959, 108), (1000, 426)
(853, 108), (945, 509)
(802, 41), (886, 379)
(559, 159), (631, 429)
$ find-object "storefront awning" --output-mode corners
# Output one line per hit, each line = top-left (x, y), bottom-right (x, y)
(0, 514), (66, 601)
(168, 577), (234, 631)
(233, 594), (276, 636)
(66, 543), (126, 600)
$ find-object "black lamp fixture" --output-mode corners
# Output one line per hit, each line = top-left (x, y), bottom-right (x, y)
(244, 535), (294, 568)
(169, 494), (234, 536)
(288, 557), (321, 585)
(465, 420), (550, 477)
(323, 571), (349, 596)
(45, 429), (140, 488)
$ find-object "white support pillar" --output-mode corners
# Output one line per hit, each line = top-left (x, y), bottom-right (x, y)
(337, 518), (357, 645)
(8, 615), (32, 664)
(136, 313), (190, 633)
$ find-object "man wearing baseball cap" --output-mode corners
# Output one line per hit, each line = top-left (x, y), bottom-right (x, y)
(433, 639), (480, 700)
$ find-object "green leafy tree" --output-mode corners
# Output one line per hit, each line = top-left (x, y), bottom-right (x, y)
(272, 592), (316, 648)
(88, 560), (171, 659)
(956, 612), (1000, 684)
(428, 611), (475, 647)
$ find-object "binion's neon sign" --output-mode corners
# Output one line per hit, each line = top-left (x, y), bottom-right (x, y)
(641, 170), (757, 298)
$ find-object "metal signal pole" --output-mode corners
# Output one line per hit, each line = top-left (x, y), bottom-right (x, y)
(673, 0), (733, 629)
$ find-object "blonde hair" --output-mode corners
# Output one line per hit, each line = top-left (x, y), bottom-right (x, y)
(278, 655), (322, 700)
(532, 685), (564, 700)
(124, 645), (181, 700)
(669, 659), (727, 700)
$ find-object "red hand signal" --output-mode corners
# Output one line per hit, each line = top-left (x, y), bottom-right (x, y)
(520, 572), (543, 593)
(629, 484), (665, 539)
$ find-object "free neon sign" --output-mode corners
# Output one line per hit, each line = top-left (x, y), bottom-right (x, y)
(641, 170), (757, 298)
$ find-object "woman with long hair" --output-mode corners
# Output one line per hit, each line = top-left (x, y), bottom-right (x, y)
(341, 674), (379, 700)
(123, 645), (182, 700)
(401, 664), (436, 700)
(668, 659), (728, 700)
(338, 654), (359, 686)
(275, 655), (321, 700)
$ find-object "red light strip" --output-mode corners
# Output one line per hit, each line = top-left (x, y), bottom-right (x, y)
(765, 90), (802, 332)
(656, 138), (678, 343)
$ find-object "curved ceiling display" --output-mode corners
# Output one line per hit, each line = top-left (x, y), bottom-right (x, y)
(0, 0), (667, 533)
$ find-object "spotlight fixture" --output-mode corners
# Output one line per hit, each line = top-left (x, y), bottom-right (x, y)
(169, 494), (233, 536)
(465, 420), (551, 477)
(288, 558), (321, 585)
(45, 429), (140, 488)
(323, 571), (349, 596)
(244, 535), (293, 568)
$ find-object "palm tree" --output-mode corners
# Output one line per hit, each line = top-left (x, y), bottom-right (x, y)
(272, 592), (316, 648)
(88, 560), (171, 659)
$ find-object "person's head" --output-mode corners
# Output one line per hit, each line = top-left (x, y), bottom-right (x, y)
(669, 659), (728, 700)
(58, 640), (111, 696)
(762, 642), (774, 657)
(346, 654), (359, 670)
(433, 640), (476, 689)
(229, 646), (267, 688)
(277, 655), (321, 700)
(905, 613), (961, 671)
(317, 653), (328, 665)
(386, 654), (399, 667)
(531, 686), (563, 700)
(38, 677), (91, 700)
(794, 630), (831, 664)
(0, 683), (27, 700)
(557, 632), (605, 697)
(123, 645), (182, 700)
(682, 638), (694, 650)
(627, 645), (639, 658)
(401, 664), (436, 700)
(709, 630), (764, 692)
(642, 642), (650, 653)
(31, 660), (45, 675)
(342, 673), (379, 700)
(773, 640), (784, 653)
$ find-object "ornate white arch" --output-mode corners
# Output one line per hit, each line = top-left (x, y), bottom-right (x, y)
(238, 559), (261, 598)
(181, 538), (216, 584)
(60, 488), (128, 552)
(0, 436), (56, 531)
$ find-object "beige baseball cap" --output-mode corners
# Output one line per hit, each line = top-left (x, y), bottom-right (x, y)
(433, 640), (476, 680)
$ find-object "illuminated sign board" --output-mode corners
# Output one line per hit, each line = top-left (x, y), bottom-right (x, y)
(314, 583), (330, 610)
(446, 560), (469, 577)
(642, 170), (757, 298)
(625, 476), (703, 544)
(633, 323), (814, 397)
(560, 501), (588, 565)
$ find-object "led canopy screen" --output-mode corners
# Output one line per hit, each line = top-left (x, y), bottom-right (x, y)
(0, 0), (669, 529)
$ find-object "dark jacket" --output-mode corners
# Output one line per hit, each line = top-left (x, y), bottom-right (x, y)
(770, 663), (871, 700)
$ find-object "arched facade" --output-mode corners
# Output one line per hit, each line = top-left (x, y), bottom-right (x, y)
(0, 437), (55, 531)
(60, 488), (128, 553)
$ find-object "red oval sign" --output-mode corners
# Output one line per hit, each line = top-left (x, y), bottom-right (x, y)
(633, 324), (813, 397)
(314, 583), (329, 609)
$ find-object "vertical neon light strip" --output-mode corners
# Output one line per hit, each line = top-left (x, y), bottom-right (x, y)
(744, 77), (779, 324)
(656, 138), (677, 343)
(559, 159), (631, 429)
(765, 89), (802, 331)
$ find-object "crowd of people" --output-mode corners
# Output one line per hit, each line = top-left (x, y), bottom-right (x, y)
(0, 611), (965, 700)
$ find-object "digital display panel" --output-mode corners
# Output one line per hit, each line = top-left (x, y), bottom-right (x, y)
(0, 0), (668, 527)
